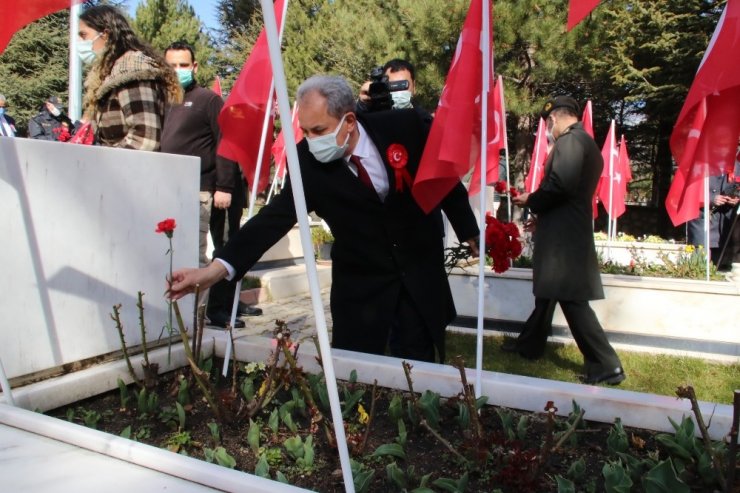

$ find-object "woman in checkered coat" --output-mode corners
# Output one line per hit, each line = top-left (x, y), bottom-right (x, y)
(78, 5), (182, 151)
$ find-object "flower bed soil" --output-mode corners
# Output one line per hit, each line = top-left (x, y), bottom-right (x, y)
(47, 356), (737, 493)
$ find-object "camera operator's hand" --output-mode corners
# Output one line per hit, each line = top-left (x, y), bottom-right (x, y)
(465, 237), (479, 257)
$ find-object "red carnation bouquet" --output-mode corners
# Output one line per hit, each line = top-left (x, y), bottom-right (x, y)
(494, 180), (519, 198)
(484, 212), (522, 273)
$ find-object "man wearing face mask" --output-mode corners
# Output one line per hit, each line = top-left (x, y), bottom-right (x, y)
(28, 96), (74, 141)
(160, 41), (250, 329)
(383, 59), (433, 124)
(168, 75), (479, 363)
(509, 96), (625, 386)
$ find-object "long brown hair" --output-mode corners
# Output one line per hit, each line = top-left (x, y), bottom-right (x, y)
(80, 5), (181, 114)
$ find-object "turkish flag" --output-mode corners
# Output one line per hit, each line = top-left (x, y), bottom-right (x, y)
(210, 76), (222, 98)
(598, 120), (619, 216)
(0, 0), (83, 55)
(567, 0), (601, 31)
(524, 117), (548, 193)
(217, 0), (285, 194)
(469, 74), (506, 196)
(412, 0), (494, 213)
(271, 104), (303, 180)
(600, 133), (631, 218)
(582, 100), (594, 138)
(665, 0), (740, 226)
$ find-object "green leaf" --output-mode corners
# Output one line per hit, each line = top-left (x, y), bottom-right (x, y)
(176, 377), (189, 406)
(474, 396), (489, 410)
(213, 446), (236, 469)
(120, 425), (132, 439)
(299, 435), (314, 469)
(555, 475), (576, 493)
(276, 471), (289, 484)
(655, 434), (693, 461)
(603, 461), (633, 493)
(641, 459), (690, 493)
(351, 459), (375, 493)
(175, 402), (186, 431)
(255, 454), (270, 478)
(396, 419), (407, 448)
(388, 394), (404, 424)
(268, 409), (279, 434)
(372, 443), (406, 460)
(567, 457), (586, 481)
(516, 415), (529, 441)
(207, 421), (220, 445)
(607, 418), (629, 455)
(284, 435), (305, 460)
(418, 390), (441, 429)
(386, 462), (407, 490)
(117, 378), (129, 408)
(247, 419), (260, 453)
(282, 412), (298, 433)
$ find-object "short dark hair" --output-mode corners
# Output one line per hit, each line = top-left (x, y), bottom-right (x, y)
(164, 41), (196, 63)
(383, 58), (415, 81)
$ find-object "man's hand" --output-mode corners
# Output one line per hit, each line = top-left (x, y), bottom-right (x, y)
(466, 237), (480, 257)
(523, 217), (537, 233)
(213, 191), (232, 209)
(512, 192), (529, 207)
(167, 262), (228, 300)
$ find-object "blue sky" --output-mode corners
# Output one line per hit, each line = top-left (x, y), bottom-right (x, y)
(127, 0), (220, 31)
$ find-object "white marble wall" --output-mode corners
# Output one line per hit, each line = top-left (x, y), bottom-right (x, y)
(1, 139), (198, 379)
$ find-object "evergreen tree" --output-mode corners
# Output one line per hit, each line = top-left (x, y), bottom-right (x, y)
(0, 12), (70, 136)
(132, 0), (218, 86)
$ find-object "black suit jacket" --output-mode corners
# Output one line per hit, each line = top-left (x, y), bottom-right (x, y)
(217, 109), (478, 355)
(527, 122), (604, 301)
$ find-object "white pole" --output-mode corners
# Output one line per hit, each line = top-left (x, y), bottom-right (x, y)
(0, 356), (15, 407)
(222, 0), (290, 377)
(258, 0), (355, 490)
(475, 0), (491, 399)
(499, 76), (511, 222)
(606, 120), (615, 259)
(703, 166), (710, 280)
(68, 2), (82, 122)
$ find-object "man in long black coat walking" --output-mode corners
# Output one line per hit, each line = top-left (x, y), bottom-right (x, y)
(510, 96), (625, 385)
(168, 75), (479, 363)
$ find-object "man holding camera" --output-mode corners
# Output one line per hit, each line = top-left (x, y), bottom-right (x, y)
(168, 75), (479, 363)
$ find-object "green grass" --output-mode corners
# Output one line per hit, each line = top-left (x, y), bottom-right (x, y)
(446, 332), (740, 405)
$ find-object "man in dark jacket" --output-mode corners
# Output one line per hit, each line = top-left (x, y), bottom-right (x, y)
(510, 96), (625, 385)
(28, 96), (74, 141)
(161, 41), (248, 329)
(168, 75), (479, 363)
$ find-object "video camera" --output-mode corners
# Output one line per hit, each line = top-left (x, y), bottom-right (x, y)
(361, 66), (410, 112)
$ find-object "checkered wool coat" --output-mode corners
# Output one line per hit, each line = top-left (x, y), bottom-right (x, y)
(92, 51), (168, 151)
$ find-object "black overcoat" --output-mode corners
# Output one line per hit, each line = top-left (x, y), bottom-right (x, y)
(526, 122), (604, 301)
(217, 109), (478, 354)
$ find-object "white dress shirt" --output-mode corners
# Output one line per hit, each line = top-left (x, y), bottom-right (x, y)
(346, 122), (389, 201)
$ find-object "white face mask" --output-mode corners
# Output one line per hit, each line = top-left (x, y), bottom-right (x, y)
(78, 32), (103, 65)
(49, 105), (61, 117)
(391, 90), (413, 109)
(306, 114), (349, 163)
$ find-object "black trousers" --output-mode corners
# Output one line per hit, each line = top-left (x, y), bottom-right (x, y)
(516, 297), (622, 377)
(207, 179), (247, 315)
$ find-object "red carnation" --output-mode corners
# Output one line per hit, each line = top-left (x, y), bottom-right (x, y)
(155, 218), (177, 238)
(494, 180), (508, 194)
(483, 213), (522, 274)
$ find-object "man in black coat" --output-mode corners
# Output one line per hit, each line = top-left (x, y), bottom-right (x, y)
(510, 96), (625, 385)
(28, 96), (74, 141)
(168, 75), (479, 363)
(686, 173), (739, 268)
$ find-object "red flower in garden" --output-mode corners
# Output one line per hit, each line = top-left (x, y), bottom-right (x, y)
(155, 218), (177, 237)
(484, 213), (522, 274)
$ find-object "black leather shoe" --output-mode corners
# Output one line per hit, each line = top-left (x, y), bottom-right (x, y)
(238, 302), (263, 317)
(579, 367), (626, 386)
(207, 311), (246, 329)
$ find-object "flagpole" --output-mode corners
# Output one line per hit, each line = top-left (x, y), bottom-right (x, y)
(68, 1), (82, 122)
(222, 0), (290, 377)
(606, 120), (615, 259)
(498, 76), (511, 222)
(475, 0), (491, 399)
(703, 166), (710, 280)
(258, 1), (356, 489)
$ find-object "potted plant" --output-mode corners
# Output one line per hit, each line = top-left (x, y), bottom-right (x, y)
(311, 226), (334, 261)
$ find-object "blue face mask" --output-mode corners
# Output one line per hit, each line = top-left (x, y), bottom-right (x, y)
(306, 114), (349, 163)
(391, 90), (413, 109)
(0, 108), (5, 117)
(78, 32), (103, 65)
(176, 68), (194, 88)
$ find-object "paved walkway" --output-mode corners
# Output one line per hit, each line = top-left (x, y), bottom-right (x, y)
(227, 288), (333, 345)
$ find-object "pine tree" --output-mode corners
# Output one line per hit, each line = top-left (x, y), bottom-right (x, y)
(132, 0), (217, 87)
